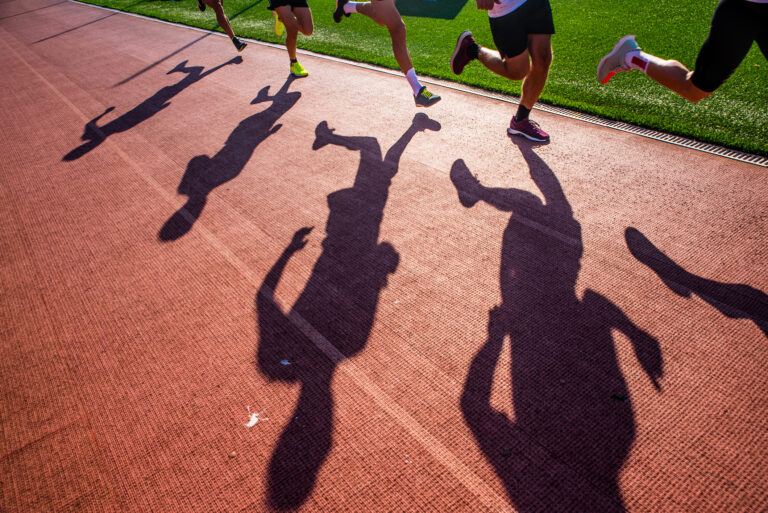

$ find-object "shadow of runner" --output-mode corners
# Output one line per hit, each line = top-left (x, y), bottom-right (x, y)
(452, 141), (663, 513)
(159, 75), (300, 241)
(63, 56), (243, 161)
(255, 113), (440, 510)
(625, 227), (768, 338)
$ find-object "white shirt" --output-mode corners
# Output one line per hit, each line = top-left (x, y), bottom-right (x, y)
(488, 0), (527, 18)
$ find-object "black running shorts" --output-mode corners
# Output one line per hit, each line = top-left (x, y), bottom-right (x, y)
(691, 0), (768, 92)
(268, 0), (309, 11)
(489, 0), (555, 59)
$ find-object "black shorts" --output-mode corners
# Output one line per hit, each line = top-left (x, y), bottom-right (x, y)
(691, 0), (768, 92)
(268, 0), (308, 11)
(489, 0), (555, 59)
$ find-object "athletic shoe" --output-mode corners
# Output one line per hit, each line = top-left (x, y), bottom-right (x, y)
(233, 37), (247, 52)
(333, 0), (350, 23)
(197, 0), (205, 11)
(414, 86), (441, 108)
(290, 61), (309, 77)
(450, 30), (476, 75)
(597, 34), (639, 84)
(507, 117), (550, 142)
(273, 10), (285, 37)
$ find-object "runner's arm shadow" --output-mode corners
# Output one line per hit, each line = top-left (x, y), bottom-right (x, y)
(256, 227), (313, 381)
(625, 227), (768, 338)
(582, 289), (664, 391)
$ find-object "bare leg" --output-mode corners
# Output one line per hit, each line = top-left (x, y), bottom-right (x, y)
(519, 34), (552, 109)
(477, 47), (529, 80)
(275, 7), (312, 61)
(356, 0), (413, 73)
(204, 0), (236, 39)
(645, 60), (711, 102)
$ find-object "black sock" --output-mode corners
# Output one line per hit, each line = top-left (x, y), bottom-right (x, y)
(468, 43), (479, 60)
(514, 105), (531, 122)
(290, 58), (297, 63)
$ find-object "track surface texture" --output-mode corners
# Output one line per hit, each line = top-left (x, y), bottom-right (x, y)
(1, 1), (767, 511)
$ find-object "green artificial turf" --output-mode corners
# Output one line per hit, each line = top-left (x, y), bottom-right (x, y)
(75, 0), (767, 156)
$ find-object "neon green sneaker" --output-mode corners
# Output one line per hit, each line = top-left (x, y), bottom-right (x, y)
(290, 61), (308, 77)
(414, 86), (441, 107)
(273, 10), (284, 37)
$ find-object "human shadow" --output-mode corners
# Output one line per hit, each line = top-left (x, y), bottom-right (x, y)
(625, 227), (768, 338)
(158, 76), (300, 241)
(62, 56), (242, 161)
(452, 141), (663, 512)
(112, 0), (264, 87)
(255, 113), (441, 510)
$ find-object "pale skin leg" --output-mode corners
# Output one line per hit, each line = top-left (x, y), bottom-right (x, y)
(203, 0), (237, 39)
(477, 34), (552, 110)
(644, 60), (711, 103)
(275, 6), (314, 60)
(354, 0), (414, 74)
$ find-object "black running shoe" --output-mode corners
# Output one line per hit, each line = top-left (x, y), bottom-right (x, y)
(197, 0), (205, 12)
(333, 0), (350, 23)
(233, 37), (247, 52)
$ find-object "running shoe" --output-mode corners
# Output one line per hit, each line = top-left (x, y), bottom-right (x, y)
(290, 61), (309, 77)
(273, 10), (285, 37)
(450, 30), (476, 75)
(197, 0), (205, 11)
(233, 37), (247, 52)
(333, 0), (350, 23)
(597, 35), (639, 84)
(507, 117), (550, 142)
(414, 86), (441, 107)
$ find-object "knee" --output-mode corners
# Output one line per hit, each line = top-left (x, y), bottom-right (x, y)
(532, 49), (553, 70)
(683, 71), (712, 103)
(299, 22), (313, 36)
(283, 16), (299, 34)
(685, 87), (711, 103)
(388, 19), (406, 40)
(505, 61), (529, 81)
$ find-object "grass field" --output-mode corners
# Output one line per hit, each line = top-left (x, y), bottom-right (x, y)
(74, 0), (767, 156)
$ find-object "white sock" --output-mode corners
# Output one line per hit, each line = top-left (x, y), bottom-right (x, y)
(625, 50), (662, 74)
(344, 2), (361, 14)
(405, 68), (422, 96)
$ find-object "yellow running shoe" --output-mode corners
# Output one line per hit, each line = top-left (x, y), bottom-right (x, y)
(290, 61), (308, 78)
(273, 10), (284, 37)
(414, 86), (441, 107)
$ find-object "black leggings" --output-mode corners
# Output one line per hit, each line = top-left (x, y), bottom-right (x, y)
(691, 0), (768, 92)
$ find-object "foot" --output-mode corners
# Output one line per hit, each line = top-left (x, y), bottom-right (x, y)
(450, 30), (476, 75)
(597, 34), (639, 84)
(333, 0), (350, 23)
(290, 61), (309, 77)
(233, 37), (247, 52)
(507, 117), (550, 142)
(273, 10), (285, 37)
(414, 86), (441, 108)
(197, 0), (205, 11)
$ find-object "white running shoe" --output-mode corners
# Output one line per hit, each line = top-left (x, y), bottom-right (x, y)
(597, 35), (639, 84)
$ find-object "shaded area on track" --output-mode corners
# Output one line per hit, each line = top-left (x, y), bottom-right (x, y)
(454, 142), (663, 512)
(63, 56), (243, 162)
(626, 227), (768, 339)
(159, 75), (301, 241)
(256, 113), (441, 509)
